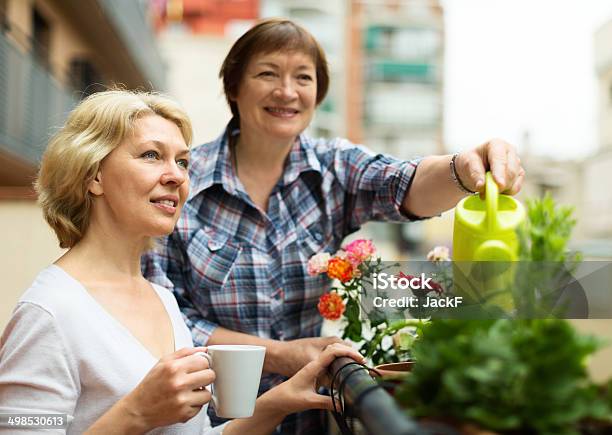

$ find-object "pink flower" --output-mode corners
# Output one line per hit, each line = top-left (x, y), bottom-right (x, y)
(344, 239), (376, 267)
(427, 246), (450, 262)
(307, 252), (331, 275)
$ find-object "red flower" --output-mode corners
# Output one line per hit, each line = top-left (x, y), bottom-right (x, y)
(318, 292), (345, 320)
(327, 257), (354, 283)
(397, 272), (444, 295)
(397, 272), (416, 282)
(429, 280), (444, 295)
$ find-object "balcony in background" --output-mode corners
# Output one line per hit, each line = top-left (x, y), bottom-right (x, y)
(0, 23), (77, 185)
(96, 0), (165, 89)
(0, 0), (166, 190)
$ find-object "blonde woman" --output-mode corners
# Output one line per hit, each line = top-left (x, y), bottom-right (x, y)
(0, 90), (363, 434)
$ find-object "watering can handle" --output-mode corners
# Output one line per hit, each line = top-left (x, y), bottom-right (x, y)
(485, 171), (498, 231)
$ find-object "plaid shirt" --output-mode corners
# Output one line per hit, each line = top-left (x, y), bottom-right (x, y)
(143, 124), (420, 434)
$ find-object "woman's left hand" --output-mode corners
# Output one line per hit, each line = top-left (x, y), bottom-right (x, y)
(270, 343), (365, 414)
(221, 344), (365, 434)
(454, 138), (525, 195)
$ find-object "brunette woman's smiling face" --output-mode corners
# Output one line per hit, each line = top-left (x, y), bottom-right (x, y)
(233, 50), (317, 145)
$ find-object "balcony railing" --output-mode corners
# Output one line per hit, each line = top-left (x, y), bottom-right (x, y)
(329, 356), (427, 435)
(0, 28), (77, 165)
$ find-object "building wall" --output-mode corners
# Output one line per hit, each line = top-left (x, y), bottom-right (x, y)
(158, 0), (259, 35)
(518, 152), (612, 258)
(597, 66), (612, 150)
(595, 19), (612, 150)
(1, 0), (166, 191)
(4, 0), (29, 36)
(2, 0), (32, 55)
(0, 200), (63, 329)
(4, 0), (90, 86)
(574, 18), (612, 255)
(1, 0), (166, 328)
(157, 30), (232, 144)
(582, 150), (612, 239)
(34, 0), (90, 86)
(357, 0), (444, 255)
(357, 0), (445, 158)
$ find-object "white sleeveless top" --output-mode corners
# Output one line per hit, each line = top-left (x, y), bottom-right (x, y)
(0, 265), (227, 434)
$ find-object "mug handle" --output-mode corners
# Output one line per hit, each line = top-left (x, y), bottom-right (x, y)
(196, 352), (216, 401)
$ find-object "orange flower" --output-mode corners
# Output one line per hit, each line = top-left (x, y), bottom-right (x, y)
(318, 292), (345, 320)
(327, 257), (354, 283)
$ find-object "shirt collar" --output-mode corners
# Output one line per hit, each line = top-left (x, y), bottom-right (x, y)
(188, 121), (322, 199)
(188, 123), (238, 199)
(282, 133), (322, 186)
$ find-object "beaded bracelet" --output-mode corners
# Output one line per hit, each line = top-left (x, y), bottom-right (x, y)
(450, 153), (476, 194)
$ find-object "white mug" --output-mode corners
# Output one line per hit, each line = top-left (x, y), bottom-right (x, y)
(198, 345), (266, 418)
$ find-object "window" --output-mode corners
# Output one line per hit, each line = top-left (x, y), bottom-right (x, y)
(31, 8), (50, 66)
(69, 58), (104, 97)
(0, 0), (8, 32)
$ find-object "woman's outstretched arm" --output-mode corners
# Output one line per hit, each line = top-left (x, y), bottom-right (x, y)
(402, 139), (524, 217)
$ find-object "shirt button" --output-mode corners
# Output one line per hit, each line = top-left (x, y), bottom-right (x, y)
(207, 238), (225, 251)
(313, 231), (323, 242)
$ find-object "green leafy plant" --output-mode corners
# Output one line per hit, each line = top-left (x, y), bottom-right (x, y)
(394, 195), (612, 434)
(396, 319), (611, 435)
(514, 194), (585, 318)
(518, 192), (582, 262)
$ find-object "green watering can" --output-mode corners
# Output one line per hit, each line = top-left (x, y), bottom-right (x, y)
(452, 172), (526, 311)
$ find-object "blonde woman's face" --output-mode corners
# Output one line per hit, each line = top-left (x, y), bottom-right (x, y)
(90, 114), (190, 239)
(234, 50), (317, 144)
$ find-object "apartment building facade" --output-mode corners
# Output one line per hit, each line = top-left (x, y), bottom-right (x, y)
(0, 0), (166, 327)
(582, 17), (612, 247)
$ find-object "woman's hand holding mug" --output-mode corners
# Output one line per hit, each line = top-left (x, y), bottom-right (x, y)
(118, 347), (215, 432)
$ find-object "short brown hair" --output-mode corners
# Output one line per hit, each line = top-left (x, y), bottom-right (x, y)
(36, 89), (192, 249)
(219, 18), (330, 120)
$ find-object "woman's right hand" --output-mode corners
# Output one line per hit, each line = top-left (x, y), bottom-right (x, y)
(119, 347), (215, 432)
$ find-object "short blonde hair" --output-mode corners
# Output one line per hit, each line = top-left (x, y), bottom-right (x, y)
(36, 89), (193, 249)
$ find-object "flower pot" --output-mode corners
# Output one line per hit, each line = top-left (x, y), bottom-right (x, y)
(374, 361), (415, 379)
(372, 361), (414, 395)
